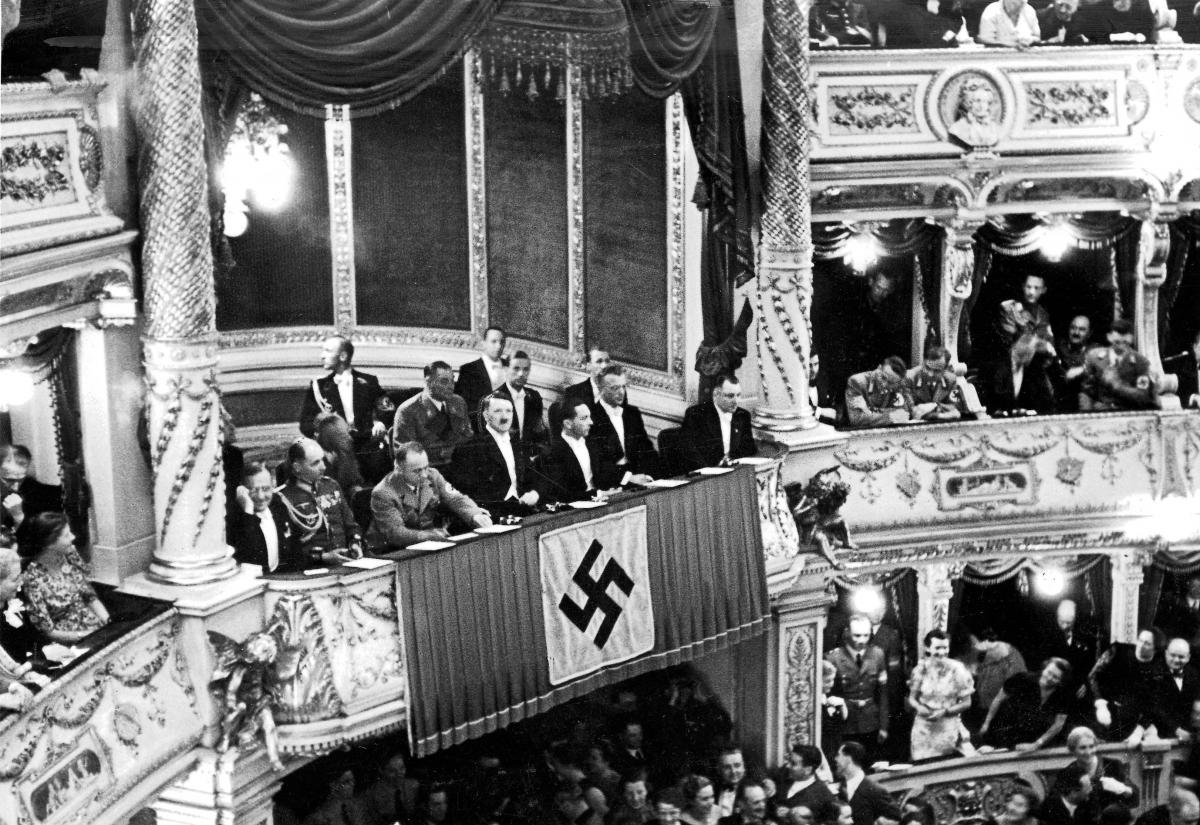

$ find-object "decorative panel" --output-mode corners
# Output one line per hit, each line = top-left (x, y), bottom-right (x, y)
(485, 88), (570, 348)
(582, 89), (668, 372)
(218, 106), (333, 330)
(352, 65), (470, 330)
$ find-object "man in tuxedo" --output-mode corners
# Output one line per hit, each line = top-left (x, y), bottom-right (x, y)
(393, 362), (472, 468)
(1045, 600), (1102, 699)
(1134, 789), (1200, 825)
(1040, 764), (1097, 825)
(563, 345), (612, 408)
(448, 394), (540, 517)
(493, 350), (548, 453)
(776, 744), (836, 823)
(1169, 330), (1200, 410)
(366, 441), (491, 551)
(716, 782), (774, 825)
(610, 718), (651, 778)
(589, 365), (660, 481)
(0, 444), (62, 549)
(679, 374), (757, 471)
(455, 326), (508, 432)
(826, 615), (891, 766)
(299, 336), (386, 450)
(1153, 638), (1200, 739)
(230, 461), (300, 573)
(715, 747), (749, 819)
(538, 401), (622, 503)
(834, 742), (900, 825)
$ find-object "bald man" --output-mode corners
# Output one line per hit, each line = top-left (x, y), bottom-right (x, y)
(1153, 639), (1200, 739)
(1045, 599), (1102, 700)
(1133, 788), (1199, 825)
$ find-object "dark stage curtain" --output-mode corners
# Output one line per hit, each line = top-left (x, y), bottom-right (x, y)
(1162, 215), (1200, 356)
(196, 0), (501, 117)
(625, 0), (718, 98)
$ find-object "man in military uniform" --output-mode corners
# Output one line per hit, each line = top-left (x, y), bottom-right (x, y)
(1055, 315), (1095, 411)
(997, 273), (1052, 347)
(825, 614), (890, 766)
(277, 437), (363, 568)
(1079, 319), (1159, 411)
(903, 344), (963, 422)
(844, 357), (912, 429)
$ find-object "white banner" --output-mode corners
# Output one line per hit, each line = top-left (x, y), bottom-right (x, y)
(539, 506), (654, 685)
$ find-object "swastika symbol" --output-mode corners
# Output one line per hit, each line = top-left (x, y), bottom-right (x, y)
(558, 539), (635, 648)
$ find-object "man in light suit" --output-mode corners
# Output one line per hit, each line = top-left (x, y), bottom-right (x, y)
(447, 394), (540, 517)
(679, 374), (757, 471)
(537, 401), (622, 503)
(366, 442), (491, 551)
(392, 361), (472, 468)
(493, 350), (549, 453)
(588, 365), (660, 482)
(299, 336), (385, 447)
(455, 326), (508, 432)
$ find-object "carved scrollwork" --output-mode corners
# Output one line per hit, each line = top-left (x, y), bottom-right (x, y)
(270, 594), (344, 724)
(1024, 81), (1116, 128)
(827, 86), (918, 134)
(77, 124), (102, 190)
(782, 624), (817, 750)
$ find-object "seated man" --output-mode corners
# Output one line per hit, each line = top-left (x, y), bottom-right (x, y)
(276, 437), (363, 568)
(903, 344), (964, 422)
(1056, 315), (1095, 411)
(680, 374), (757, 471)
(987, 332), (1061, 415)
(366, 441), (491, 550)
(447, 394), (540, 517)
(997, 274), (1053, 348)
(230, 461), (300, 574)
(1078, 319), (1158, 412)
(1169, 330), (1200, 410)
(1039, 0), (1090, 41)
(1077, 0), (1157, 40)
(494, 350), (549, 454)
(0, 444), (63, 552)
(844, 356), (912, 428)
(1039, 764), (1096, 825)
(811, 0), (874, 45)
(393, 361), (472, 468)
(589, 365), (660, 481)
(538, 401), (623, 503)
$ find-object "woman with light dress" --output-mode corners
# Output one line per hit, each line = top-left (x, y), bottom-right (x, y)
(908, 629), (976, 760)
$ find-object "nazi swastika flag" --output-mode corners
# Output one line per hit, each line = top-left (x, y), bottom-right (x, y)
(539, 506), (654, 685)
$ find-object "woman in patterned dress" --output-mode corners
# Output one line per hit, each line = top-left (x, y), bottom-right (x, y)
(909, 629), (976, 760)
(19, 512), (108, 644)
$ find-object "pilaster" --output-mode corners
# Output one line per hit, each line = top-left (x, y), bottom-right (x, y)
(772, 578), (836, 764)
(153, 750), (283, 825)
(938, 220), (983, 361)
(1136, 218), (1172, 375)
(1110, 550), (1152, 644)
(915, 562), (959, 644)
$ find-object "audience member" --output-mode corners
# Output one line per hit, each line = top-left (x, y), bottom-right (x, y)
(865, 601), (906, 727)
(997, 275), (1052, 346)
(417, 785), (457, 825)
(879, 0), (970, 45)
(904, 345), (965, 422)
(981, 657), (1072, 750)
(1172, 700), (1200, 790)
(454, 326), (508, 433)
(811, 0), (874, 45)
(681, 775), (720, 825)
(358, 752), (420, 825)
(1166, 574), (1200, 648)
(1039, 0), (1090, 40)
(908, 629), (975, 760)
(554, 783), (601, 825)
(0, 542), (48, 712)
(987, 786), (1041, 825)
(303, 767), (368, 825)
(680, 374), (757, 471)
(611, 770), (654, 825)
(715, 748), (749, 819)
(1078, 320), (1158, 412)
(610, 718), (651, 777)
(959, 624), (1027, 729)
(718, 782), (775, 825)
(222, 408), (245, 540)
(826, 615), (891, 765)
(833, 803), (856, 825)
(564, 346), (613, 409)
(299, 336), (386, 455)
(493, 350), (549, 453)
(1077, 0), (1158, 41)
(230, 462), (298, 574)
(314, 411), (366, 499)
(393, 362), (472, 468)
(655, 789), (689, 825)
(844, 357), (912, 428)
(584, 741), (623, 819)
(1134, 789), (1200, 825)
(448, 394), (540, 517)
(987, 332), (1060, 416)
(1168, 330), (1200, 409)
(774, 745), (836, 823)
(979, 0), (1041, 44)
(20, 512), (108, 644)
(1152, 638), (1200, 740)
(1056, 316), (1096, 410)
(276, 438), (362, 567)
(1044, 599), (1102, 700)
(589, 366), (660, 482)
(1088, 628), (1162, 741)
(366, 442), (490, 550)
(808, 355), (838, 425)
(821, 660), (848, 768)
(0, 444), (62, 552)
(538, 401), (621, 503)
(1062, 727), (1138, 810)
(1039, 763), (1097, 825)
(834, 743), (900, 825)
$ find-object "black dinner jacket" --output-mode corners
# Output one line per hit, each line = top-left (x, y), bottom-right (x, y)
(2, 478), (63, 547)
(1153, 662), (1200, 734)
(494, 383), (549, 448)
(447, 430), (536, 508)
(1172, 353), (1199, 406)
(679, 403), (756, 471)
(455, 358), (499, 432)
(537, 435), (623, 503)
(587, 401), (660, 478)
(846, 776), (901, 825)
(563, 379), (597, 408)
(299, 369), (383, 439)
(986, 355), (1059, 415)
(229, 501), (303, 574)
(1039, 794), (1098, 825)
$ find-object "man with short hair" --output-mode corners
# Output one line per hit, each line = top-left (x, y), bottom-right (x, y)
(611, 770), (653, 825)
(538, 401), (621, 503)
(611, 718), (651, 777)
(834, 743), (900, 825)
(1057, 315), (1095, 410)
(1169, 330), (1200, 410)
(1153, 638), (1200, 739)
(653, 789), (687, 825)
(715, 748), (749, 819)
(589, 365), (660, 481)
(1134, 788), (1200, 825)
(844, 357), (912, 428)
(455, 326), (508, 432)
(564, 345), (612, 408)
(276, 437), (363, 567)
(1039, 763), (1096, 825)
(776, 744), (836, 823)
(1039, 0), (1088, 41)
(826, 615), (891, 765)
(299, 336), (386, 448)
(493, 350), (548, 452)
(393, 361), (472, 467)
(1079, 319), (1159, 411)
(679, 374), (757, 471)
(366, 442), (491, 550)
(903, 344), (963, 422)
(448, 394), (540, 517)
(0, 444), (62, 547)
(1045, 599), (1102, 699)
(230, 461), (298, 573)
(717, 782), (774, 825)
(998, 274), (1053, 347)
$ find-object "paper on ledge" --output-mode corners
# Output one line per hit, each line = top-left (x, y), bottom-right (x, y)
(733, 456), (772, 466)
(645, 478), (689, 488)
(448, 532), (478, 541)
(405, 540), (456, 551)
(696, 466), (734, 475)
(474, 524), (521, 534)
(568, 500), (607, 509)
(343, 557), (393, 569)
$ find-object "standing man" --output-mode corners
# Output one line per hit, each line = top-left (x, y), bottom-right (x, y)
(299, 336), (386, 450)
(455, 326), (508, 432)
(997, 274), (1053, 347)
(448, 394), (540, 517)
(1078, 319), (1158, 411)
(826, 615), (891, 765)
(1153, 638), (1200, 740)
(564, 345), (612, 408)
(1168, 330), (1200, 410)
(1045, 599), (1102, 697)
(679, 374), (757, 471)
(276, 437), (363, 568)
(775, 744), (837, 823)
(589, 365), (660, 482)
(714, 747), (749, 819)
(393, 361), (472, 468)
(494, 350), (549, 453)
(1056, 315), (1095, 411)
(834, 743), (900, 825)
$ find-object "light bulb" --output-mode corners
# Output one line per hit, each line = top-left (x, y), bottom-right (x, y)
(0, 368), (34, 410)
(845, 232), (878, 272)
(1040, 223), (1073, 262)
(253, 153), (293, 211)
(223, 205), (249, 238)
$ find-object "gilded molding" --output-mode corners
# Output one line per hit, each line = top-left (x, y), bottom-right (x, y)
(666, 92), (687, 381)
(566, 63), (585, 357)
(465, 51), (489, 336)
(325, 104), (356, 334)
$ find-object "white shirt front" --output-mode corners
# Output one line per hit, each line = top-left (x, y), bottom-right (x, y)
(717, 789), (737, 818)
(600, 400), (627, 456)
(786, 776), (816, 800)
(257, 509), (279, 572)
(1012, 364), (1025, 399)
(483, 356), (505, 389)
(333, 371), (355, 428)
(717, 408), (733, 457)
(488, 426), (519, 500)
(507, 384), (526, 436)
(844, 774), (864, 801)
(562, 433), (594, 491)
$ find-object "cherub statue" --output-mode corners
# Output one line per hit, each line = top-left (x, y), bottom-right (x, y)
(787, 467), (856, 568)
(208, 628), (299, 770)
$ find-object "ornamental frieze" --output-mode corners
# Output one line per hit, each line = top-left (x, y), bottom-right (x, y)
(1023, 81), (1118, 128)
(826, 85), (919, 135)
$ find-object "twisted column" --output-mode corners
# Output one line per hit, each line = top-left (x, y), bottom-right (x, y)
(753, 0), (817, 438)
(133, 0), (236, 584)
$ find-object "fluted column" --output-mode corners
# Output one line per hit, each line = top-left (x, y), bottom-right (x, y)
(132, 0), (236, 584)
(753, 0), (817, 438)
(1136, 218), (1172, 374)
(938, 221), (983, 361)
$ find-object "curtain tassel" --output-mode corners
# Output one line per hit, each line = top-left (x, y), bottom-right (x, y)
(555, 74), (566, 103)
(499, 67), (511, 95)
(514, 62), (523, 92)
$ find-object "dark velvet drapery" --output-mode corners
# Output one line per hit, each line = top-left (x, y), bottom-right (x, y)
(196, 0), (501, 117)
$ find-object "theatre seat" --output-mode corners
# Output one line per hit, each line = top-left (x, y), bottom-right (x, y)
(657, 426), (686, 477)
